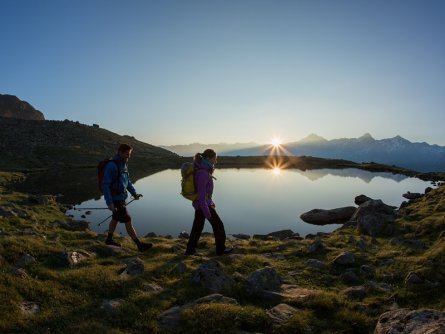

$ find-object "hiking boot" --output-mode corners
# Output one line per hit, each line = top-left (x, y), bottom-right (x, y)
(216, 247), (234, 256)
(105, 238), (121, 247)
(133, 238), (152, 252)
(184, 250), (203, 257)
(137, 242), (152, 252)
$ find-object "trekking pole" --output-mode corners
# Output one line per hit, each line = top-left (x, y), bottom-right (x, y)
(97, 197), (139, 227)
(75, 207), (109, 210)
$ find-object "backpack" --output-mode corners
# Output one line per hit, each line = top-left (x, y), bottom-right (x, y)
(97, 158), (122, 193)
(180, 162), (198, 200)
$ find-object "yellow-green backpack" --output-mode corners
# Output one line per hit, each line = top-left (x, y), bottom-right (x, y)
(180, 162), (198, 200)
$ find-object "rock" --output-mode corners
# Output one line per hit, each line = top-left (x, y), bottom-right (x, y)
(11, 268), (29, 278)
(143, 282), (164, 294)
(178, 231), (189, 239)
(405, 272), (423, 285)
(333, 251), (355, 265)
(263, 253), (286, 260)
(244, 266), (283, 296)
(340, 286), (366, 300)
(60, 250), (93, 267)
(366, 281), (393, 293)
(15, 254), (37, 267)
(145, 232), (157, 237)
(307, 238), (324, 253)
(425, 187), (433, 194)
(402, 192), (423, 200)
(267, 229), (295, 240)
(101, 299), (125, 312)
(0, 94), (45, 120)
(174, 261), (187, 274)
(375, 308), (445, 334)
(100, 245), (133, 257)
(120, 257), (144, 278)
(300, 206), (356, 225)
(190, 260), (234, 292)
(348, 199), (397, 237)
(253, 234), (273, 240)
(341, 271), (360, 284)
(29, 194), (57, 205)
(259, 284), (314, 302)
(354, 194), (373, 205)
(158, 294), (238, 329)
(305, 259), (326, 269)
(0, 205), (28, 218)
(232, 233), (250, 240)
(20, 301), (40, 316)
(360, 265), (375, 278)
(267, 303), (300, 324)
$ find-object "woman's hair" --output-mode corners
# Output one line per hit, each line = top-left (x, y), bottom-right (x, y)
(194, 149), (216, 162)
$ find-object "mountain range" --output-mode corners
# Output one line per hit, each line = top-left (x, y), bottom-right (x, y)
(163, 133), (445, 172)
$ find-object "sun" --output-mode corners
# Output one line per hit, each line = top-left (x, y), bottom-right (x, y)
(271, 137), (282, 148)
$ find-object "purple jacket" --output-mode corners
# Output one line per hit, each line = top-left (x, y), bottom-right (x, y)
(192, 160), (215, 219)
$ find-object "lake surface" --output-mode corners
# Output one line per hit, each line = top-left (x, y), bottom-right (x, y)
(66, 168), (433, 237)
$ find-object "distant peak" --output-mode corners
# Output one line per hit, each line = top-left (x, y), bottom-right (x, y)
(299, 133), (327, 143)
(359, 133), (374, 140)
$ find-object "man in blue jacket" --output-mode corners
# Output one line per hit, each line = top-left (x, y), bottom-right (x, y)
(102, 143), (152, 252)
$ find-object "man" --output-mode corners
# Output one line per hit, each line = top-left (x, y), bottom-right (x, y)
(102, 143), (152, 252)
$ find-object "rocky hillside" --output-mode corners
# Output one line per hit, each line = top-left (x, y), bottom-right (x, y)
(0, 117), (178, 170)
(0, 94), (45, 120)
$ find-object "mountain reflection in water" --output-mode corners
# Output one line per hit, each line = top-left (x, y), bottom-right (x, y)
(65, 168), (432, 237)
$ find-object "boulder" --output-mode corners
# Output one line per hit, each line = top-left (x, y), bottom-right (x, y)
(333, 251), (355, 265)
(244, 266), (283, 296)
(375, 308), (445, 334)
(267, 303), (300, 324)
(300, 206), (356, 225)
(101, 299), (125, 313)
(267, 229), (296, 240)
(190, 260), (234, 292)
(340, 286), (366, 300)
(402, 192), (423, 200)
(119, 257), (144, 278)
(354, 194), (373, 205)
(15, 254), (37, 267)
(19, 301), (40, 316)
(348, 199), (397, 237)
(305, 259), (326, 269)
(232, 233), (250, 240)
(60, 250), (93, 267)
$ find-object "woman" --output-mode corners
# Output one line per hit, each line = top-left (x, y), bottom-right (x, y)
(185, 149), (233, 256)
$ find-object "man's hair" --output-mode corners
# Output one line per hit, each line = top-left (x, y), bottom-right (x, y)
(118, 143), (133, 152)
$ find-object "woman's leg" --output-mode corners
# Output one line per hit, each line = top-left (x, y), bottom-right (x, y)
(186, 209), (206, 254)
(208, 207), (226, 254)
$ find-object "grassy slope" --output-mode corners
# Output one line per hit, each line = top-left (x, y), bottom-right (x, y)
(1, 173), (445, 333)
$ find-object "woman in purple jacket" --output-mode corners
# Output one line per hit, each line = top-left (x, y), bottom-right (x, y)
(185, 149), (233, 256)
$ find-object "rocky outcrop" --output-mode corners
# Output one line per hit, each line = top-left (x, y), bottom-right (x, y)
(375, 308), (445, 333)
(0, 94), (45, 120)
(347, 199), (397, 236)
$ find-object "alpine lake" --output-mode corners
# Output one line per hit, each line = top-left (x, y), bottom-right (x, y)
(64, 166), (434, 238)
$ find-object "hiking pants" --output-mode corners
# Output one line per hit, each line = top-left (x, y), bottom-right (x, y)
(186, 207), (226, 254)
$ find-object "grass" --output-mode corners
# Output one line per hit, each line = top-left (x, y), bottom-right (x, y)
(1, 172), (445, 333)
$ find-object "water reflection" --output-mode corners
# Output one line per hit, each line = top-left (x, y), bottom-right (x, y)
(67, 168), (433, 237)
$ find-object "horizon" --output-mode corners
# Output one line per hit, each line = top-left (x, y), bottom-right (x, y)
(2, 1), (445, 146)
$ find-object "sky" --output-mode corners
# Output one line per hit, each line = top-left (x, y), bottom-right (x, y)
(1, 0), (444, 146)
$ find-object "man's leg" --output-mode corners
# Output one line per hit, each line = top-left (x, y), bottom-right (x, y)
(105, 219), (121, 246)
(185, 210), (206, 254)
(125, 220), (152, 252)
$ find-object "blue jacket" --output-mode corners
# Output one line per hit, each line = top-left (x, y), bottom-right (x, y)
(102, 154), (137, 205)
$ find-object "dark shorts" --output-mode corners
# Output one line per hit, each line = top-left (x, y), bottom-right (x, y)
(112, 201), (131, 223)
